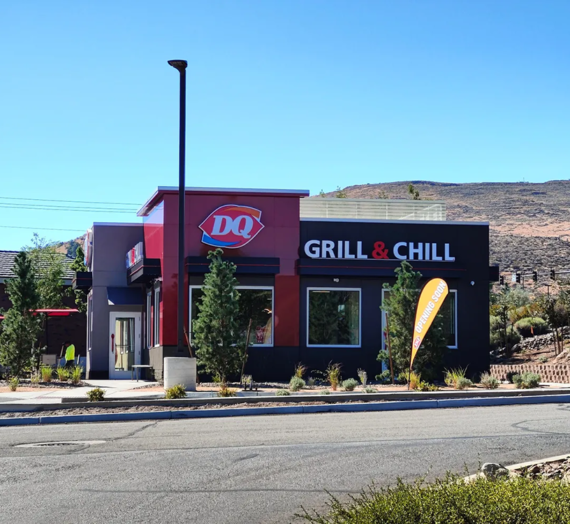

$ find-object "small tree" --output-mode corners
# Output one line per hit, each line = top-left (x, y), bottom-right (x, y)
(69, 245), (88, 313)
(0, 252), (41, 376)
(381, 261), (447, 380)
(335, 186), (347, 198)
(319, 189), (326, 198)
(408, 183), (421, 200)
(193, 249), (246, 385)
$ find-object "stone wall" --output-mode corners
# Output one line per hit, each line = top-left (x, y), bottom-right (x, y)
(491, 363), (570, 384)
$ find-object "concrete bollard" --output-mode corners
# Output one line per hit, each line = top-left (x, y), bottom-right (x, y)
(164, 357), (197, 391)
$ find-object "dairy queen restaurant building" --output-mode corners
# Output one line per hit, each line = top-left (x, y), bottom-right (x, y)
(74, 187), (497, 381)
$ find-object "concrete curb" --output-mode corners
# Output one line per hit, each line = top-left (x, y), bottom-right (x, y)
(2, 393), (570, 427)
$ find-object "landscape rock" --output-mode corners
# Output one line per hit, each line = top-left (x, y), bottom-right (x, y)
(481, 463), (510, 479)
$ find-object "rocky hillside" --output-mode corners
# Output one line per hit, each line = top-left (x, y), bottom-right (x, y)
(327, 180), (570, 274)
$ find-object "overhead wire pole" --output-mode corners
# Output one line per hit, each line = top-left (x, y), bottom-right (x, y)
(168, 59), (188, 356)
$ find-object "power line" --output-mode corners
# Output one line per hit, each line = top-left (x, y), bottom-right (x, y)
(0, 225), (86, 232)
(0, 204), (134, 213)
(0, 196), (140, 206)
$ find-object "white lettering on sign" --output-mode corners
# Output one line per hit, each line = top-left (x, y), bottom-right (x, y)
(211, 214), (254, 239)
(303, 240), (455, 262)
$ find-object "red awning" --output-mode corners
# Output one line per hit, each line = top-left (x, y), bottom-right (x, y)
(0, 308), (79, 320)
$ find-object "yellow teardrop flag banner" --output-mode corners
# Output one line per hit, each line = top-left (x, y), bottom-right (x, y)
(410, 278), (449, 368)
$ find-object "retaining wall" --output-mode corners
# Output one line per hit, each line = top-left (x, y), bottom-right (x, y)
(491, 364), (570, 383)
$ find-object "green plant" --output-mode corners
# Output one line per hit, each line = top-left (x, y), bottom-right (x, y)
(289, 376), (306, 392)
(480, 372), (500, 389)
(375, 370), (391, 384)
(513, 372), (541, 389)
(364, 387), (378, 393)
(325, 362), (342, 391)
(276, 389), (290, 396)
(8, 377), (19, 391)
(56, 366), (68, 381)
(417, 381), (439, 391)
(86, 387), (105, 402)
(193, 249), (246, 385)
(218, 385), (237, 397)
(306, 376), (316, 388)
(165, 384), (187, 399)
(294, 363), (307, 379)
(514, 317), (549, 338)
(456, 377), (473, 390)
(357, 369), (367, 386)
(409, 372), (422, 390)
(444, 367), (468, 388)
(298, 474), (570, 523)
(342, 378), (359, 391)
(320, 390), (331, 395)
(30, 372), (40, 387)
(70, 365), (83, 385)
(538, 355), (548, 363)
(40, 365), (52, 383)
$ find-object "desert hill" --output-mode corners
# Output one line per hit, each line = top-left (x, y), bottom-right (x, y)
(325, 180), (570, 274)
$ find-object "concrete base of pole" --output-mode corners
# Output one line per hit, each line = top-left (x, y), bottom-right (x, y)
(164, 357), (196, 391)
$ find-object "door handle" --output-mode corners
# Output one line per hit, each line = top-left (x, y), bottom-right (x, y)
(111, 333), (115, 353)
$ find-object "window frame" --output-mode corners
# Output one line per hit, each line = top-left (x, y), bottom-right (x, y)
(146, 288), (152, 349)
(188, 285), (275, 348)
(380, 288), (458, 350)
(153, 281), (161, 347)
(306, 287), (362, 348)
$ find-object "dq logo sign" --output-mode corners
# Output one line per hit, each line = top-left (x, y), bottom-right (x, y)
(199, 205), (264, 248)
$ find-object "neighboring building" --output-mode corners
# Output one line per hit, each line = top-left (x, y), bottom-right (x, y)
(0, 250), (86, 357)
(78, 187), (496, 381)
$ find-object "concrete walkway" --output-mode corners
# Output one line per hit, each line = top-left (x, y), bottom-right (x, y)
(0, 380), (161, 404)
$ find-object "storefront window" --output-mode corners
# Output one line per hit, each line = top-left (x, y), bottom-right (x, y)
(189, 286), (274, 346)
(153, 282), (161, 347)
(381, 289), (457, 348)
(307, 289), (361, 347)
(146, 289), (152, 348)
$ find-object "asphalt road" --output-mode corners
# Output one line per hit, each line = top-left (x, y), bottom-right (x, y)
(1, 404), (570, 524)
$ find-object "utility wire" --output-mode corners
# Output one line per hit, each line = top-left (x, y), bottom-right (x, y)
(0, 225), (86, 232)
(0, 204), (134, 213)
(0, 196), (140, 206)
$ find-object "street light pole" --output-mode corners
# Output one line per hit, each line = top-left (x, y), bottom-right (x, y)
(168, 59), (188, 355)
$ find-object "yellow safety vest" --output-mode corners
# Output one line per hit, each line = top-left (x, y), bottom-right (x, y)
(65, 344), (76, 362)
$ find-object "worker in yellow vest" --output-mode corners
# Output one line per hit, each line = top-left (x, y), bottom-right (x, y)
(60, 341), (76, 368)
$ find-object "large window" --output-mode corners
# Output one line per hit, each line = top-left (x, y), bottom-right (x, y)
(307, 288), (361, 347)
(189, 286), (274, 347)
(381, 289), (457, 349)
(146, 289), (152, 349)
(153, 282), (161, 347)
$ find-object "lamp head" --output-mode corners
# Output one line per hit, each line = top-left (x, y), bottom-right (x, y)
(168, 60), (188, 73)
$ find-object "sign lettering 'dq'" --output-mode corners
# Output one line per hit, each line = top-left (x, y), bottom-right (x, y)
(199, 205), (264, 249)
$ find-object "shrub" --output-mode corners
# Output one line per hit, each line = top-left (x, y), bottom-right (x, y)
(289, 376), (306, 392)
(357, 369), (367, 386)
(294, 363), (307, 379)
(40, 365), (52, 383)
(30, 372), (40, 387)
(364, 387), (378, 393)
(276, 389), (290, 396)
(396, 371), (410, 384)
(70, 365), (83, 385)
(298, 474), (570, 523)
(480, 372), (500, 389)
(513, 372), (541, 389)
(320, 390), (330, 395)
(56, 367), (68, 382)
(8, 377), (19, 391)
(538, 355), (548, 363)
(375, 370), (391, 384)
(326, 362), (342, 391)
(165, 384), (186, 399)
(514, 317), (549, 338)
(408, 372), (422, 390)
(456, 377), (473, 390)
(218, 385), (237, 397)
(444, 367), (468, 388)
(417, 381), (439, 392)
(342, 378), (359, 391)
(306, 376), (316, 388)
(86, 387), (105, 402)
(490, 325), (521, 350)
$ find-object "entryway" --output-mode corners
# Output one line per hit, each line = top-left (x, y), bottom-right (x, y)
(109, 312), (141, 379)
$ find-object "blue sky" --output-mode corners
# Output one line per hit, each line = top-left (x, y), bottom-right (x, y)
(1, 1), (569, 250)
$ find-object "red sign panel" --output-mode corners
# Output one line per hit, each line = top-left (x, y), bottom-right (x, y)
(199, 205), (264, 249)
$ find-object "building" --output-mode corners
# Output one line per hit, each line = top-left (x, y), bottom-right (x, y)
(77, 188), (496, 381)
(0, 250), (86, 357)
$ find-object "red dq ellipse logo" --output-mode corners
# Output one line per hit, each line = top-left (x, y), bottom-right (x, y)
(199, 205), (265, 249)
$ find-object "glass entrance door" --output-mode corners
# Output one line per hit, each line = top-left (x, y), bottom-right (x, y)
(109, 312), (141, 379)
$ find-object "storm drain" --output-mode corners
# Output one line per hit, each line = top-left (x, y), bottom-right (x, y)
(15, 440), (106, 448)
